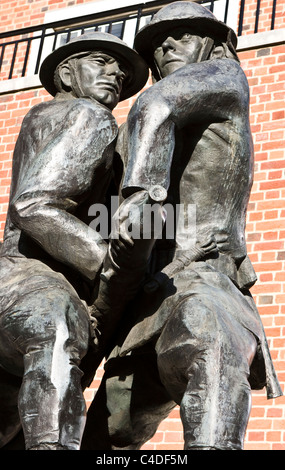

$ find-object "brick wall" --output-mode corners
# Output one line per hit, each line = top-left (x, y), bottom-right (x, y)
(0, 0), (285, 451)
(239, 41), (285, 451)
(0, 0), (99, 32)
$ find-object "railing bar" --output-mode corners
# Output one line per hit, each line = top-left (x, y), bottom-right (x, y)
(108, 23), (113, 33)
(238, 0), (246, 36)
(65, 16), (128, 35)
(34, 28), (46, 75)
(254, 0), (261, 34)
(51, 32), (57, 51)
(224, 0), (229, 24)
(21, 38), (31, 77)
(0, 44), (5, 73)
(120, 19), (126, 40)
(271, 0), (277, 30)
(134, 6), (142, 38)
(66, 30), (71, 43)
(9, 42), (18, 79)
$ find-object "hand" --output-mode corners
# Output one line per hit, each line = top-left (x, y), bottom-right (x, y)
(109, 189), (167, 270)
(196, 236), (218, 257)
(109, 191), (148, 269)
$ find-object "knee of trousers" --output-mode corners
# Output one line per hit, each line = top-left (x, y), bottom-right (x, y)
(156, 295), (219, 357)
(0, 286), (91, 371)
(155, 295), (257, 400)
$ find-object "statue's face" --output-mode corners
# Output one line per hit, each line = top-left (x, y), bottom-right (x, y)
(75, 52), (127, 109)
(153, 27), (205, 78)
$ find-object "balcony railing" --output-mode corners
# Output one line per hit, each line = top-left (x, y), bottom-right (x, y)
(0, 0), (282, 82)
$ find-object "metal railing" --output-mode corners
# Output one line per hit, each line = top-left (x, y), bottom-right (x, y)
(0, 0), (281, 82)
(237, 0), (278, 36)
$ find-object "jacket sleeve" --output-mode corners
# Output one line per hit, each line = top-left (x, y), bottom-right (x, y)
(143, 59), (249, 127)
(122, 59), (249, 195)
(10, 101), (118, 280)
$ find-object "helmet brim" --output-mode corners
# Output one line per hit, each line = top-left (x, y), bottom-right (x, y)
(40, 35), (149, 101)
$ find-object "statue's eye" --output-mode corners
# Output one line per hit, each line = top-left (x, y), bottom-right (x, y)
(180, 33), (192, 41)
(89, 57), (107, 65)
(95, 58), (106, 64)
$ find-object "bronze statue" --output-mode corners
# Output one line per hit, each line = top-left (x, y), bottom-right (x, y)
(81, 2), (282, 451)
(0, 31), (149, 450)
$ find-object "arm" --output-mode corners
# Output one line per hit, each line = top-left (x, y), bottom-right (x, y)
(89, 187), (167, 354)
(11, 196), (107, 280)
(10, 101), (118, 280)
(144, 237), (218, 293)
(122, 59), (249, 195)
(146, 59), (249, 127)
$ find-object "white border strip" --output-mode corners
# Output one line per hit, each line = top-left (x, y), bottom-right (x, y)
(237, 29), (285, 51)
(0, 75), (41, 94)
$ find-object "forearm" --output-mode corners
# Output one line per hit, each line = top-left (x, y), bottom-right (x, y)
(122, 60), (246, 196)
(90, 188), (166, 346)
(11, 199), (107, 280)
(123, 100), (175, 196)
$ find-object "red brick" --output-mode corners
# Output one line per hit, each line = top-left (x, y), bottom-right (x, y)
(266, 431), (282, 441)
(254, 261), (283, 272)
(244, 443), (271, 450)
(141, 443), (156, 450)
(260, 159), (285, 170)
(269, 64), (285, 74)
(145, 431), (164, 443)
(250, 407), (266, 418)
(155, 444), (184, 450)
(252, 283), (281, 294)
(158, 420), (183, 432)
(273, 419), (285, 430)
(273, 444), (285, 450)
(247, 431), (265, 441)
(164, 431), (184, 442)
(259, 273), (273, 282)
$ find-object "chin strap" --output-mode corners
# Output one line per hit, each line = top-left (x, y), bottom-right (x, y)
(68, 57), (86, 98)
(196, 37), (215, 62)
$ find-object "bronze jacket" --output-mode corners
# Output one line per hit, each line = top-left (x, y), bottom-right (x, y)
(1, 94), (118, 299)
